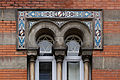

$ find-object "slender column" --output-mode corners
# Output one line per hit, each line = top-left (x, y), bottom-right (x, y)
(57, 61), (62, 80)
(84, 58), (89, 80)
(30, 56), (35, 80)
(55, 55), (64, 80)
(27, 50), (37, 80)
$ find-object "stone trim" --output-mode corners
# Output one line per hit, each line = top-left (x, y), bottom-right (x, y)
(17, 9), (103, 50)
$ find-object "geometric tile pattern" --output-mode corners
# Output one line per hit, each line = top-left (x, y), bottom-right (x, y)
(25, 11), (94, 18)
(18, 11), (25, 49)
(94, 11), (102, 49)
(17, 10), (103, 49)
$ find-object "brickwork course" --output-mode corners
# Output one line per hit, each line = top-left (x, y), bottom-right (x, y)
(0, 0), (120, 80)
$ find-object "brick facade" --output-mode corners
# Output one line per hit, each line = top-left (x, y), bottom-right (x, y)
(1, 0), (120, 9)
(0, 0), (120, 80)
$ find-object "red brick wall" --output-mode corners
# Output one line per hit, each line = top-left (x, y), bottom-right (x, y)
(104, 21), (120, 33)
(0, 0), (120, 80)
(0, 69), (27, 80)
(0, 21), (27, 79)
(93, 45), (120, 57)
(93, 21), (120, 80)
(92, 69), (120, 80)
(0, 21), (16, 33)
(0, 0), (120, 9)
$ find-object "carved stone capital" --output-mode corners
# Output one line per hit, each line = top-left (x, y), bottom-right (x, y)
(29, 56), (36, 62)
(54, 50), (66, 62)
(27, 49), (38, 62)
(27, 49), (38, 56)
(82, 55), (91, 63)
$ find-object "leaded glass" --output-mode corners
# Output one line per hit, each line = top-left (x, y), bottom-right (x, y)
(38, 40), (52, 54)
(37, 35), (54, 56)
(66, 35), (81, 56)
(66, 40), (80, 56)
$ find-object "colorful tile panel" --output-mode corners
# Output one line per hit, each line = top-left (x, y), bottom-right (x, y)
(18, 11), (25, 49)
(17, 10), (103, 49)
(26, 11), (94, 18)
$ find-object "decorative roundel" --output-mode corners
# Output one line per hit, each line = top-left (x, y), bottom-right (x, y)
(19, 29), (25, 36)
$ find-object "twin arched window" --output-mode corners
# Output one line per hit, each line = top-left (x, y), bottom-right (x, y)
(35, 35), (84, 80)
(37, 35), (81, 56)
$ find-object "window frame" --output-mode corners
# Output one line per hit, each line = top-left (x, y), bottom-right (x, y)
(62, 56), (84, 80)
(35, 56), (56, 80)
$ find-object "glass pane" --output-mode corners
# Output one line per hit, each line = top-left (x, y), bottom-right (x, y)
(67, 62), (80, 80)
(66, 40), (80, 56)
(39, 62), (52, 80)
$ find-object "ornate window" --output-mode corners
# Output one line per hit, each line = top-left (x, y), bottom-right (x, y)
(63, 35), (84, 80)
(35, 35), (56, 80)
(17, 9), (103, 80)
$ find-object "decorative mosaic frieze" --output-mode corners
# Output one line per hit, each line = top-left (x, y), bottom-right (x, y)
(17, 10), (103, 49)
(25, 11), (94, 18)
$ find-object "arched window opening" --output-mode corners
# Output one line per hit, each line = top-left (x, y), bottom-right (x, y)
(35, 35), (56, 80)
(63, 35), (84, 80)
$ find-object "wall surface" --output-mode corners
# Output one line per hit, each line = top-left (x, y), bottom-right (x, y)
(0, 0), (120, 80)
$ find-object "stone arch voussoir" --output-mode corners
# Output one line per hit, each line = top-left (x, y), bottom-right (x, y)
(60, 21), (93, 50)
(28, 21), (60, 49)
